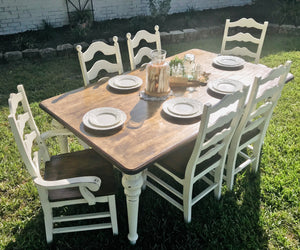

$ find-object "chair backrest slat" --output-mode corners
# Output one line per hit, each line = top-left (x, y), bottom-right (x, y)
(222, 47), (257, 59)
(228, 17), (266, 29)
(82, 41), (118, 61)
(134, 47), (153, 64)
(87, 60), (122, 80)
(197, 142), (225, 165)
(226, 32), (260, 44)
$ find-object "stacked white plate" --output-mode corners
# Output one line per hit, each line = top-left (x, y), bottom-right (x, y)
(207, 79), (243, 95)
(108, 75), (143, 90)
(83, 107), (127, 130)
(213, 55), (245, 69)
(163, 97), (203, 118)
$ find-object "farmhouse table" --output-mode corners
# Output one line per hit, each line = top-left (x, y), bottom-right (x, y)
(39, 49), (293, 244)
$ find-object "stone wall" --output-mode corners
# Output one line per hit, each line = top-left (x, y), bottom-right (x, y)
(1, 23), (299, 64)
(0, 0), (252, 35)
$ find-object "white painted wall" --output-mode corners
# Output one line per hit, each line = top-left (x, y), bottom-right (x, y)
(0, 0), (252, 35)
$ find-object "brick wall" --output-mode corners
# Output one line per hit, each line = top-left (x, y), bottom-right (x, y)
(0, 0), (252, 35)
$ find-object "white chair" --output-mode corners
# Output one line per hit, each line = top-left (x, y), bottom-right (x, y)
(126, 25), (161, 70)
(220, 18), (268, 64)
(225, 61), (292, 190)
(76, 36), (124, 86)
(146, 85), (249, 223)
(8, 85), (118, 243)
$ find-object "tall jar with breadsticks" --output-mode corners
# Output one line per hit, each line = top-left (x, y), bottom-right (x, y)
(145, 49), (170, 97)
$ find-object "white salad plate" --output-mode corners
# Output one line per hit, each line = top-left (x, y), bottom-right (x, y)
(108, 75), (143, 90)
(213, 55), (245, 69)
(83, 107), (127, 130)
(208, 79), (243, 95)
(163, 97), (203, 118)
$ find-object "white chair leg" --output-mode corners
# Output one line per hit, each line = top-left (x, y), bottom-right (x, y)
(226, 148), (239, 190)
(108, 195), (118, 235)
(214, 166), (223, 200)
(251, 140), (262, 172)
(42, 205), (53, 243)
(183, 187), (192, 223)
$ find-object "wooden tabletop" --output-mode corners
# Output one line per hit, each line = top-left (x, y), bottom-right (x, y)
(39, 49), (291, 174)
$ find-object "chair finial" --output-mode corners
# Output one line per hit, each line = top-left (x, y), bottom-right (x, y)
(113, 36), (118, 43)
(126, 33), (132, 39)
(154, 25), (159, 32)
(76, 45), (82, 52)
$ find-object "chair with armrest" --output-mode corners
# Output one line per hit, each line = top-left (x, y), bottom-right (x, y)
(76, 36), (123, 86)
(225, 61), (292, 190)
(8, 84), (118, 243)
(126, 25), (161, 70)
(220, 18), (268, 64)
(146, 85), (249, 223)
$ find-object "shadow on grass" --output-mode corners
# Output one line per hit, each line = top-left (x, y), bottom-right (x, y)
(5, 169), (268, 249)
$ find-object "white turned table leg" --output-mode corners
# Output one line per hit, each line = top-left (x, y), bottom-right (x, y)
(122, 173), (143, 244)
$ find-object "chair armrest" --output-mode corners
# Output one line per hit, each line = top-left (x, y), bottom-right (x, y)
(41, 129), (74, 140)
(34, 176), (101, 191)
(34, 176), (101, 205)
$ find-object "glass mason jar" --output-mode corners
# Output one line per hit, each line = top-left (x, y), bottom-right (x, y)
(145, 49), (170, 97)
(183, 53), (196, 80)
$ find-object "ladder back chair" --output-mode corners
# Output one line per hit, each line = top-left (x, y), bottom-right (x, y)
(126, 25), (161, 70)
(8, 85), (118, 243)
(220, 18), (268, 64)
(225, 61), (292, 190)
(77, 36), (124, 86)
(146, 85), (249, 223)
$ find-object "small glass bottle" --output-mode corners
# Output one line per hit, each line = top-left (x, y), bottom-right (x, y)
(183, 54), (196, 80)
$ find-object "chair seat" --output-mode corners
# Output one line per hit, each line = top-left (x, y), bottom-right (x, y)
(44, 149), (116, 202)
(157, 141), (221, 179)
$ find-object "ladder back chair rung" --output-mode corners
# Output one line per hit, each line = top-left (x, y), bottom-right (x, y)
(8, 85), (119, 243)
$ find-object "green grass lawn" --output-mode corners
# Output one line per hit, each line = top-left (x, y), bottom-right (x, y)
(0, 33), (299, 249)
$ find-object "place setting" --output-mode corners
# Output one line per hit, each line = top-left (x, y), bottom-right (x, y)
(207, 78), (243, 96)
(162, 97), (203, 119)
(212, 55), (245, 70)
(82, 107), (127, 132)
(108, 75), (143, 91)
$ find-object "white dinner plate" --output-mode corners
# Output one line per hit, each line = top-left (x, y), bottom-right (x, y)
(167, 98), (199, 116)
(163, 97), (203, 118)
(114, 76), (140, 88)
(213, 55), (245, 69)
(208, 79), (243, 94)
(83, 107), (127, 130)
(108, 75), (143, 90)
